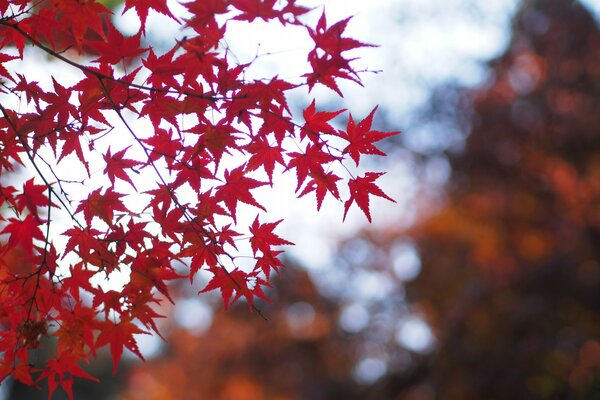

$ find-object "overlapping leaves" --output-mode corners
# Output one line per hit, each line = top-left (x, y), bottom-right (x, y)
(0, 0), (397, 397)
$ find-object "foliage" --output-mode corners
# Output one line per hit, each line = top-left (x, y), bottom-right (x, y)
(0, 0), (397, 397)
(100, 1), (600, 400)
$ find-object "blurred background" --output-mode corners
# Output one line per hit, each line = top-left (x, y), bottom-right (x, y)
(3, 0), (600, 399)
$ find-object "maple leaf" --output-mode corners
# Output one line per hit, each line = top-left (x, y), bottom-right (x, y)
(343, 172), (395, 222)
(305, 53), (361, 96)
(61, 262), (99, 301)
(96, 319), (147, 374)
(336, 106), (399, 165)
(187, 119), (240, 166)
(180, 232), (219, 282)
(91, 23), (147, 65)
(54, 304), (98, 358)
(129, 247), (184, 304)
(190, 190), (228, 226)
(14, 178), (51, 215)
(298, 169), (341, 210)
(142, 128), (182, 166)
(0, 52), (17, 82)
(215, 166), (267, 220)
(122, 0), (179, 34)
(254, 249), (285, 278)
(37, 0), (110, 51)
(217, 224), (241, 249)
(308, 12), (372, 56)
(12, 74), (43, 106)
(301, 99), (346, 141)
(172, 157), (213, 193)
(200, 268), (269, 309)
(281, 0), (311, 22)
(0, 0), (398, 392)
(122, 287), (166, 337)
(183, 0), (230, 28)
(142, 48), (184, 89)
(1, 215), (45, 256)
(0, 184), (17, 210)
(244, 138), (286, 183)
(40, 354), (99, 400)
(287, 143), (338, 192)
(12, 362), (35, 386)
(103, 146), (142, 189)
(75, 188), (127, 225)
(257, 107), (294, 144)
(232, 0), (279, 22)
(249, 216), (293, 256)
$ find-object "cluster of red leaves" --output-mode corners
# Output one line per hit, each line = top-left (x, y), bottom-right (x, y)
(0, 0), (397, 398)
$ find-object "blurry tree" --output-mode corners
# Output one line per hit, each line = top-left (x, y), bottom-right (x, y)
(111, 1), (600, 399)
(372, 0), (600, 398)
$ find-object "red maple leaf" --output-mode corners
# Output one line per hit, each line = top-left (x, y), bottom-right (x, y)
(336, 106), (399, 165)
(122, 0), (178, 34)
(308, 12), (371, 56)
(249, 216), (293, 256)
(215, 166), (267, 219)
(343, 172), (395, 222)
(1, 214), (45, 256)
(231, 0), (279, 22)
(200, 268), (269, 309)
(103, 147), (142, 189)
(91, 23), (147, 65)
(40, 354), (99, 400)
(0, 0), (398, 392)
(95, 319), (147, 374)
(14, 178), (51, 215)
(298, 169), (341, 210)
(141, 48), (184, 89)
(301, 99), (346, 140)
(0, 52), (17, 82)
(183, 0), (230, 27)
(75, 188), (127, 225)
(244, 138), (286, 183)
(287, 143), (338, 192)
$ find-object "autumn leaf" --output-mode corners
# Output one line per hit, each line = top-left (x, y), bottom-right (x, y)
(215, 166), (267, 220)
(75, 188), (127, 225)
(308, 12), (371, 56)
(200, 268), (269, 309)
(343, 172), (395, 222)
(40, 355), (99, 400)
(0, 52), (17, 82)
(287, 143), (338, 192)
(103, 146), (142, 189)
(122, 0), (179, 34)
(298, 169), (341, 210)
(1, 214), (45, 256)
(91, 23), (148, 65)
(96, 319), (148, 374)
(336, 106), (399, 165)
(244, 138), (286, 183)
(249, 216), (293, 256)
(231, 0), (279, 22)
(14, 178), (53, 215)
(301, 99), (346, 140)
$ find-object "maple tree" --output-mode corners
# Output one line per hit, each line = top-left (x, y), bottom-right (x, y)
(0, 0), (397, 398)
